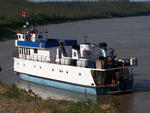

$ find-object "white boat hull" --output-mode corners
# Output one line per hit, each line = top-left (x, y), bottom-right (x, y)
(14, 57), (133, 95)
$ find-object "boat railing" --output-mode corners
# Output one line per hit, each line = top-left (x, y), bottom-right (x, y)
(13, 50), (63, 64)
(13, 51), (137, 69)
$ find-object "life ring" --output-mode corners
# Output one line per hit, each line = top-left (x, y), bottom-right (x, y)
(40, 43), (42, 48)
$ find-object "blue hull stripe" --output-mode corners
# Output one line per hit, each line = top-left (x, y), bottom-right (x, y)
(19, 73), (133, 95)
(19, 73), (97, 95)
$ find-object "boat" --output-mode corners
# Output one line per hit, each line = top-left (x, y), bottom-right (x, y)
(13, 23), (137, 95)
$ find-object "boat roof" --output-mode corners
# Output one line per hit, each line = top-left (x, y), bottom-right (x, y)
(16, 39), (77, 48)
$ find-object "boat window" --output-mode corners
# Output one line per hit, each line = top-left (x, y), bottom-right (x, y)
(28, 49), (30, 55)
(91, 83), (94, 85)
(23, 48), (24, 54)
(22, 48), (24, 54)
(74, 52), (76, 57)
(18, 35), (21, 39)
(24, 48), (25, 54)
(59, 70), (63, 72)
(79, 73), (81, 76)
(66, 71), (68, 74)
(22, 48), (23, 54)
(38, 35), (42, 39)
(34, 49), (38, 54)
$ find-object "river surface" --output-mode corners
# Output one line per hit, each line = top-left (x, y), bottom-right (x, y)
(1, 16), (150, 113)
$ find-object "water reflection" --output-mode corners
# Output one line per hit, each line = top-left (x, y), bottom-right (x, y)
(15, 74), (150, 113)
(16, 79), (97, 101)
(16, 78), (136, 112)
(134, 78), (150, 93)
(17, 79), (134, 106)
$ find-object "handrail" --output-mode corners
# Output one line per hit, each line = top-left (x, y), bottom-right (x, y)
(13, 51), (135, 70)
(13, 51), (52, 63)
(13, 51), (72, 65)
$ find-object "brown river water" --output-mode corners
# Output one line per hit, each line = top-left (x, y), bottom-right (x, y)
(0, 16), (150, 113)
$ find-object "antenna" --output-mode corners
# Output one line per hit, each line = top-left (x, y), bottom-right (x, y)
(35, 21), (38, 26)
(46, 27), (48, 33)
(82, 35), (88, 43)
(45, 27), (48, 33)
(23, 21), (29, 32)
(42, 27), (44, 33)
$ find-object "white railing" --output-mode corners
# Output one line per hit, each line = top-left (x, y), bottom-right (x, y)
(13, 51), (56, 63)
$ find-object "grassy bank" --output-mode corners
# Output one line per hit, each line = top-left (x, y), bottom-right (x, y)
(0, 81), (121, 113)
(1, 0), (150, 39)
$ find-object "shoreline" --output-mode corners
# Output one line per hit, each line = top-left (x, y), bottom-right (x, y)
(1, 15), (150, 41)
(1, 1), (150, 40)
(0, 80), (121, 113)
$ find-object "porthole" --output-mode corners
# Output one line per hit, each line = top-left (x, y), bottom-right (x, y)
(74, 52), (76, 57)
(52, 69), (54, 71)
(34, 49), (38, 54)
(39, 66), (42, 69)
(79, 73), (81, 76)
(66, 71), (68, 74)
(59, 70), (63, 72)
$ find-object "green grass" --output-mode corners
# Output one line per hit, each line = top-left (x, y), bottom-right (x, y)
(1, 0), (150, 39)
(0, 81), (121, 113)
(6, 84), (21, 99)
(65, 100), (105, 113)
